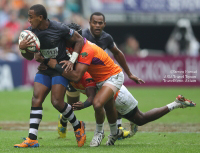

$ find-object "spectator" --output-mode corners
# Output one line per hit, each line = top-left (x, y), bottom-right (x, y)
(165, 18), (199, 56)
(120, 35), (147, 57)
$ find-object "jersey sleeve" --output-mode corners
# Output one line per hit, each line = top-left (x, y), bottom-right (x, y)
(60, 23), (74, 39)
(107, 34), (115, 49)
(82, 72), (96, 88)
(77, 45), (94, 65)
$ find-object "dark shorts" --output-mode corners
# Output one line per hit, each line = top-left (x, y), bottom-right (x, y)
(66, 82), (77, 92)
(123, 106), (138, 119)
(37, 68), (61, 77)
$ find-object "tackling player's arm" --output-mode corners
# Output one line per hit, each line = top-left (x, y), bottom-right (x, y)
(72, 86), (96, 110)
(48, 46), (93, 82)
(110, 44), (145, 84)
(65, 31), (84, 70)
(47, 58), (89, 83)
(61, 62), (89, 82)
(62, 24), (84, 71)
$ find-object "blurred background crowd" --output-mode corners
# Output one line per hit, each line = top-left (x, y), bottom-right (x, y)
(0, 0), (200, 62)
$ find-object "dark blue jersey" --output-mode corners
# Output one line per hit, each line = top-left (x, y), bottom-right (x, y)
(27, 19), (73, 62)
(82, 28), (114, 50)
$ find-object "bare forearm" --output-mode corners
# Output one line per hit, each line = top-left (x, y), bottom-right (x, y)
(62, 70), (82, 82)
(114, 53), (132, 76)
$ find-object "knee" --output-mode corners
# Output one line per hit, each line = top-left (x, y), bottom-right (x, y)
(51, 98), (60, 108)
(93, 99), (103, 111)
(131, 112), (147, 126)
(32, 96), (42, 107)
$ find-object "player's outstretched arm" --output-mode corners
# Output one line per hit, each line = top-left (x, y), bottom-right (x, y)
(72, 86), (96, 111)
(110, 44), (145, 84)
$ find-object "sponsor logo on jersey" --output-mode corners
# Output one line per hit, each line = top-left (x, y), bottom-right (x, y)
(69, 29), (74, 36)
(40, 47), (58, 58)
(50, 39), (56, 46)
(80, 52), (88, 58)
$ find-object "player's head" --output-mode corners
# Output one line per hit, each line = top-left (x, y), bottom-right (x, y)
(67, 23), (82, 36)
(89, 12), (106, 37)
(28, 4), (47, 29)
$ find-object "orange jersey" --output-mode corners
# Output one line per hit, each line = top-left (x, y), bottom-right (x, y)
(70, 71), (118, 100)
(70, 72), (96, 94)
(77, 39), (122, 83)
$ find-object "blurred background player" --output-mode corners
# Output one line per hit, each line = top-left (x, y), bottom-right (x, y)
(82, 12), (139, 138)
(14, 4), (86, 148)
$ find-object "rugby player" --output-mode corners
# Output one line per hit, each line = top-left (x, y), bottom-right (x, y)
(46, 23), (144, 146)
(83, 12), (138, 135)
(14, 4), (86, 148)
(65, 72), (196, 139)
(48, 61), (196, 146)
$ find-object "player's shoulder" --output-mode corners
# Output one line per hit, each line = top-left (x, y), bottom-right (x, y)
(49, 20), (69, 30)
(50, 20), (62, 28)
(82, 28), (90, 37)
(101, 30), (113, 39)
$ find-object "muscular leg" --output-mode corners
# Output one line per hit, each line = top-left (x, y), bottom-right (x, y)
(93, 86), (119, 136)
(66, 83), (80, 105)
(51, 84), (81, 131)
(126, 106), (169, 126)
(51, 77), (86, 147)
(29, 82), (50, 140)
(51, 84), (66, 111)
(93, 86), (116, 124)
(104, 97), (118, 124)
(32, 82), (50, 107)
(67, 95), (80, 105)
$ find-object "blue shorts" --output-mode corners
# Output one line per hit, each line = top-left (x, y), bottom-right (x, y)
(34, 73), (68, 89)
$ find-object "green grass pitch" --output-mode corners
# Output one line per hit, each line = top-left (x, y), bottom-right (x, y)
(0, 87), (199, 153)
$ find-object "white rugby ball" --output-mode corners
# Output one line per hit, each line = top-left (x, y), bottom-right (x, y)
(19, 30), (40, 53)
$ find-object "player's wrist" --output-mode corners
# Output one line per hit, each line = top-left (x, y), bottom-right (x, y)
(69, 52), (79, 63)
(83, 100), (91, 108)
(55, 64), (64, 74)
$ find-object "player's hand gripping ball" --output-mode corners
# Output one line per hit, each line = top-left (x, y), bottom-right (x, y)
(19, 30), (40, 53)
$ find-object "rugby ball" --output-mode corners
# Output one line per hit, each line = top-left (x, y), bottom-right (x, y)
(19, 30), (40, 53)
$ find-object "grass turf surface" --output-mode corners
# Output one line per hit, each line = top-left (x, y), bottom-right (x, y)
(0, 87), (199, 152)
(1, 131), (200, 153)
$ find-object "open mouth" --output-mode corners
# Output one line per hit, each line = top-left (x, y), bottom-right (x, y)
(95, 29), (101, 33)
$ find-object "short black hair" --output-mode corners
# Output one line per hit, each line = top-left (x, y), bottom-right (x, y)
(67, 23), (82, 35)
(90, 12), (105, 22)
(30, 4), (47, 20)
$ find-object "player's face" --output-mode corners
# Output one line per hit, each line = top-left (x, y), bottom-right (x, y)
(28, 10), (42, 29)
(89, 15), (105, 37)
